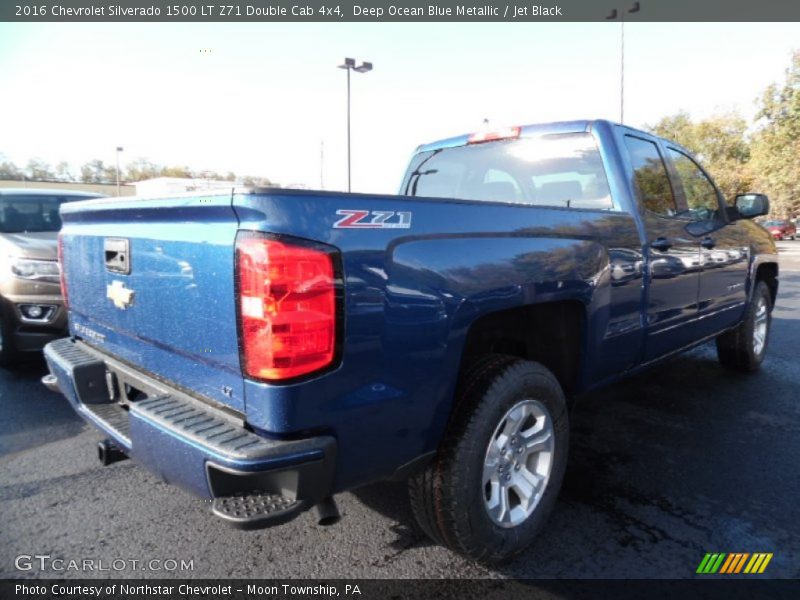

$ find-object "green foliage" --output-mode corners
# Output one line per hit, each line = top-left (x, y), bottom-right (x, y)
(646, 50), (799, 218)
(750, 50), (800, 217)
(646, 111), (754, 203)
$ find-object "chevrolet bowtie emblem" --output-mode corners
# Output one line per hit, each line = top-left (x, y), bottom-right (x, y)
(107, 280), (135, 310)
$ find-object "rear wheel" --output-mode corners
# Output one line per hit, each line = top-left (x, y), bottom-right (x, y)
(716, 281), (772, 372)
(408, 355), (569, 563)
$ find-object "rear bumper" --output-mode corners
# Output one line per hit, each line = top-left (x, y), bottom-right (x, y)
(43, 337), (336, 528)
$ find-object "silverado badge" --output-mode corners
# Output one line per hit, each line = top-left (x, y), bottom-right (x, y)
(107, 280), (135, 310)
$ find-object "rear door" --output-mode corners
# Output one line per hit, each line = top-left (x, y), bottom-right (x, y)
(60, 193), (245, 412)
(621, 134), (702, 361)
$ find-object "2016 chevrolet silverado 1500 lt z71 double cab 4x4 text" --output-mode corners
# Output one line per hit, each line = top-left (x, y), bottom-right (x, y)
(43, 120), (777, 563)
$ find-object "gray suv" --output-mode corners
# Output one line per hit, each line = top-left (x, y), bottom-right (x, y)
(0, 188), (101, 365)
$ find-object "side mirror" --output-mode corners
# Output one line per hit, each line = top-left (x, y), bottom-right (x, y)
(735, 193), (770, 219)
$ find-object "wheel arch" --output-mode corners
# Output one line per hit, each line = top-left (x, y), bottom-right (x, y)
(456, 299), (586, 398)
(753, 261), (778, 306)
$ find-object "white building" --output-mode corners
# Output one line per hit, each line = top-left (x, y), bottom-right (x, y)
(132, 177), (239, 197)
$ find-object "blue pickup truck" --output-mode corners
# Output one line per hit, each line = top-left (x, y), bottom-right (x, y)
(43, 120), (777, 563)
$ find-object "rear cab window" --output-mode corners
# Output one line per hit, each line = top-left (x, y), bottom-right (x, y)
(402, 132), (615, 210)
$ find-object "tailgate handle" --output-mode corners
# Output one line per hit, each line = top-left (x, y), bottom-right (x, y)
(104, 238), (130, 274)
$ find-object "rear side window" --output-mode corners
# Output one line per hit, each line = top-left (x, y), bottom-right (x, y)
(666, 148), (721, 221)
(623, 136), (677, 217)
(403, 133), (614, 210)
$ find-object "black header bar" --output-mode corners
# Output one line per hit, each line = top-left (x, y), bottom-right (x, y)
(3, 0), (800, 22)
(3, 579), (800, 600)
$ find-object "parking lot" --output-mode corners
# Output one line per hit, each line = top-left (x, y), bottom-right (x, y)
(1, 241), (798, 580)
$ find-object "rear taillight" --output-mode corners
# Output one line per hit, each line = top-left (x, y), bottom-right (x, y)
(236, 233), (338, 381)
(57, 233), (69, 309)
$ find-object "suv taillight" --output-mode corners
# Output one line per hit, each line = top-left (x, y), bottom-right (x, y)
(57, 233), (69, 309)
(236, 233), (338, 381)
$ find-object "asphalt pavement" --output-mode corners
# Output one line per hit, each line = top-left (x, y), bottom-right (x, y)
(2, 242), (799, 579)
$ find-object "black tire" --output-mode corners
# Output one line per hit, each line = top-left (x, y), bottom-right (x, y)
(408, 354), (569, 563)
(716, 281), (773, 372)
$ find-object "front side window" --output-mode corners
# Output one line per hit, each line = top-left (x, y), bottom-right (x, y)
(622, 136), (677, 217)
(403, 132), (614, 210)
(666, 148), (721, 221)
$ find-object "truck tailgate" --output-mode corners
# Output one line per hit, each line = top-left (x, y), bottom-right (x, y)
(59, 193), (245, 412)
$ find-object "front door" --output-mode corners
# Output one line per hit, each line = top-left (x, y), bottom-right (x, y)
(664, 147), (749, 337)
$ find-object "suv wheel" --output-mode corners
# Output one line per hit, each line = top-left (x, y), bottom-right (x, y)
(716, 281), (772, 372)
(408, 355), (569, 563)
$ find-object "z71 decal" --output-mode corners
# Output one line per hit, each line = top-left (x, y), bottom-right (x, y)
(334, 209), (412, 229)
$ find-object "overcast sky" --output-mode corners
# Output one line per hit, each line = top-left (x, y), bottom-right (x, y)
(0, 22), (798, 193)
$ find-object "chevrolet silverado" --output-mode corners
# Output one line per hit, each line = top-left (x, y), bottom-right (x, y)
(42, 120), (778, 562)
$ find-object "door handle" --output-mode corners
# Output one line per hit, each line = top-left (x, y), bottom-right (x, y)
(650, 237), (673, 252)
(701, 237), (716, 249)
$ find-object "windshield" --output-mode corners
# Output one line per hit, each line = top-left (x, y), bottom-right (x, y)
(763, 220), (785, 227)
(0, 194), (85, 233)
(401, 132), (613, 210)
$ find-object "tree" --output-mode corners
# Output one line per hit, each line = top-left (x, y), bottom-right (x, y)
(54, 161), (75, 182)
(241, 175), (273, 187)
(80, 159), (107, 183)
(161, 165), (193, 178)
(10, 155), (275, 188)
(102, 164), (118, 183)
(0, 157), (22, 180)
(124, 158), (161, 182)
(26, 158), (55, 181)
(647, 111), (754, 202)
(750, 50), (800, 218)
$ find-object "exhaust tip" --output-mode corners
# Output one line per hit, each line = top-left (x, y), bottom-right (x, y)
(97, 439), (128, 466)
(41, 374), (59, 393)
(314, 496), (340, 526)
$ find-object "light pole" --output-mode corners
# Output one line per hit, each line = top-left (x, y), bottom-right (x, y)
(115, 146), (124, 196)
(338, 57), (372, 192)
(606, 2), (640, 124)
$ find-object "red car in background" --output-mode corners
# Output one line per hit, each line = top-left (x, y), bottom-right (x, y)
(763, 219), (797, 240)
